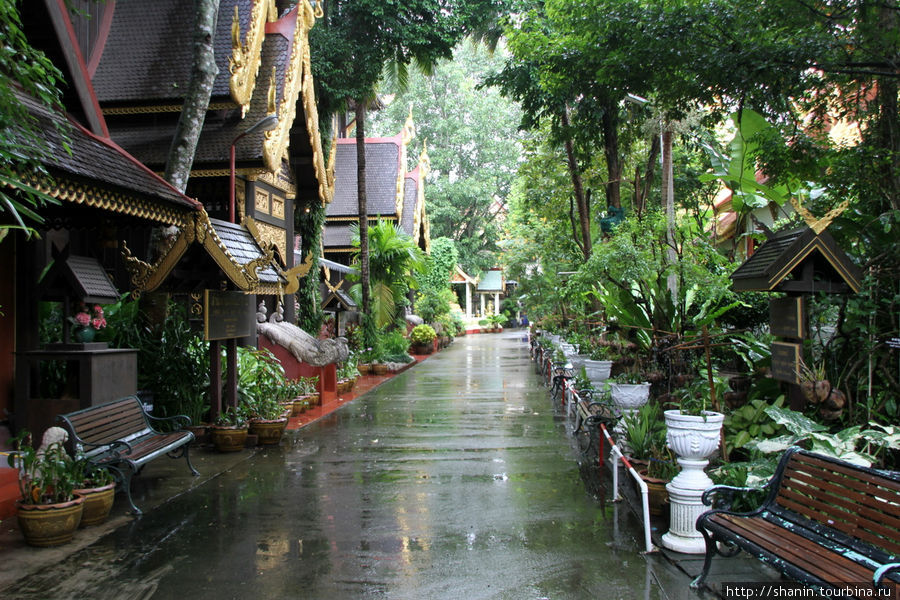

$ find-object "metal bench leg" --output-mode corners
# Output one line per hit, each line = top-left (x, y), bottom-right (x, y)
(183, 444), (200, 477)
(108, 464), (143, 516)
(690, 528), (717, 589)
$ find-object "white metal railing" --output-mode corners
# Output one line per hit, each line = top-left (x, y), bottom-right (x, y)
(563, 378), (656, 554)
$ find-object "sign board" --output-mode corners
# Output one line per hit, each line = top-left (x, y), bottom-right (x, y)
(771, 342), (802, 384)
(769, 296), (806, 339)
(204, 291), (254, 341)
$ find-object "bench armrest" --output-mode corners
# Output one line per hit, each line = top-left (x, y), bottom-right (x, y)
(145, 412), (192, 431)
(874, 563), (900, 589)
(701, 480), (771, 510)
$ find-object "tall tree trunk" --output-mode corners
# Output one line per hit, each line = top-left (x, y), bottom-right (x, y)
(875, 5), (900, 213)
(561, 107), (591, 261)
(602, 106), (621, 209)
(661, 128), (678, 296)
(164, 0), (220, 192)
(356, 100), (374, 346)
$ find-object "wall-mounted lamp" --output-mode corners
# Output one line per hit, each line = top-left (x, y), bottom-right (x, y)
(229, 114), (278, 223)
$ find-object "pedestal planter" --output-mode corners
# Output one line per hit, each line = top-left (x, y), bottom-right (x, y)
(17, 495), (85, 546)
(249, 418), (288, 446)
(661, 410), (725, 554)
(583, 360), (612, 387)
(73, 482), (115, 527)
(610, 382), (651, 443)
(210, 425), (249, 452)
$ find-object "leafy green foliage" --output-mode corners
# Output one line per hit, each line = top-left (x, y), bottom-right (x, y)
(235, 347), (287, 420)
(9, 430), (79, 505)
(370, 41), (523, 274)
(0, 0), (68, 240)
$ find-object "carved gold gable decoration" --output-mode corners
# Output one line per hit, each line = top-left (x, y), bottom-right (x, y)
(122, 208), (281, 296)
(790, 197), (849, 235)
(229, 0), (276, 116)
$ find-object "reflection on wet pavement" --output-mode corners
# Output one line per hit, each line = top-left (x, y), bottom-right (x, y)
(8, 332), (694, 600)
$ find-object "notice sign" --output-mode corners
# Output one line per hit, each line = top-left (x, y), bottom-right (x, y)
(204, 290), (254, 341)
(769, 296), (806, 339)
(771, 342), (802, 384)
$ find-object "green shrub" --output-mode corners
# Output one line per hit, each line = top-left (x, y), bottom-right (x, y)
(409, 324), (437, 344)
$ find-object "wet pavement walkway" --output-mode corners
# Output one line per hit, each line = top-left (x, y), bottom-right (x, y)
(1, 331), (719, 599)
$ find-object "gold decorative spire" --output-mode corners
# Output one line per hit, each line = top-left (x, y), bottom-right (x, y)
(395, 110), (416, 218)
(263, 1), (332, 207)
(790, 197), (849, 235)
(229, 0), (270, 117)
(267, 66), (277, 116)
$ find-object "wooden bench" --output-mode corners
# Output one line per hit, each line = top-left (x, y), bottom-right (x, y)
(57, 396), (199, 515)
(693, 447), (900, 597)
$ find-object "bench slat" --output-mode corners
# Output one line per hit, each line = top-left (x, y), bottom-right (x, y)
(784, 458), (900, 509)
(709, 513), (877, 585)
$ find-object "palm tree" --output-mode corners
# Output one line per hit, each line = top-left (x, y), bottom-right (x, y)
(349, 220), (425, 328)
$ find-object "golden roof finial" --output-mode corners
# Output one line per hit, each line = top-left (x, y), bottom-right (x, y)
(267, 66), (277, 117)
(419, 139), (431, 177)
(790, 197), (849, 235)
(402, 107), (416, 145)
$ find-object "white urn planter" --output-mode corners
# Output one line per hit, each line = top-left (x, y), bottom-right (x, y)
(661, 409), (725, 554)
(583, 360), (612, 387)
(609, 382), (651, 447)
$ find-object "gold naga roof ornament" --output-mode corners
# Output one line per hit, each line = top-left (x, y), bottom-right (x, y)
(262, 0), (329, 207)
(790, 197), (850, 235)
(414, 140), (431, 252)
(229, 0), (275, 117)
(395, 108), (416, 219)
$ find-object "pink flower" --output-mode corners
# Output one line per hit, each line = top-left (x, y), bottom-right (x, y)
(91, 317), (106, 330)
(75, 312), (91, 327)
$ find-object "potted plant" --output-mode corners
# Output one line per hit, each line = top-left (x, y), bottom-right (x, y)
(8, 429), (85, 546)
(72, 459), (116, 527)
(236, 347), (289, 446)
(409, 324), (436, 354)
(209, 406), (249, 452)
(68, 302), (107, 344)
(607, 369), (651, 413)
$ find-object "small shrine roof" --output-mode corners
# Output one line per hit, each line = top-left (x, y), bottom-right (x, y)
(730, 227), (863, 293)
(210, 219), (281, 285)
(477, 269), (504, 292)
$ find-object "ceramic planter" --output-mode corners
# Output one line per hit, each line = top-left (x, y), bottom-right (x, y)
(249, 418), (288, 446)
(73, 482), (116, 527)
(17, 495), (85, 547)
(373, 364), (388, 376)
(210, 425), (249, 452)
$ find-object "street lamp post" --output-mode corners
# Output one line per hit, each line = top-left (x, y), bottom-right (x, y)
(229, 114), (278, 223)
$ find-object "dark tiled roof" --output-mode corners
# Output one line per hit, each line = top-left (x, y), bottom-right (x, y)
(401, 173), (418, 236)
(92, 0), (241, 103)
(323, 223), (353, 248)
(66, 255), (120, 302)
(105, 36), (290, 168)
(328, 140), (400, 217)
(14, 87), (198, 211)
(210, 218), (281, 284)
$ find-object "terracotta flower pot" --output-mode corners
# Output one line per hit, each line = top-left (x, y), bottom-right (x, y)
(17, 495), (85, 547)
(373, 364), (388, 376)
(73, 482), (116, 527)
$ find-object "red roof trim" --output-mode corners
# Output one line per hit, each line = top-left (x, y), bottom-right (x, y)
(336, 135), (404, 146)
(49, 0), (109, 138)
(266, 4), (297, 39)
(86, 1), (116, 77)
(68, 115), (202, 210)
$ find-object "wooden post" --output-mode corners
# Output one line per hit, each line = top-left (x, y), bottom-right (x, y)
(209, 340), (222, 421)
(226, 338), (238, 410)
